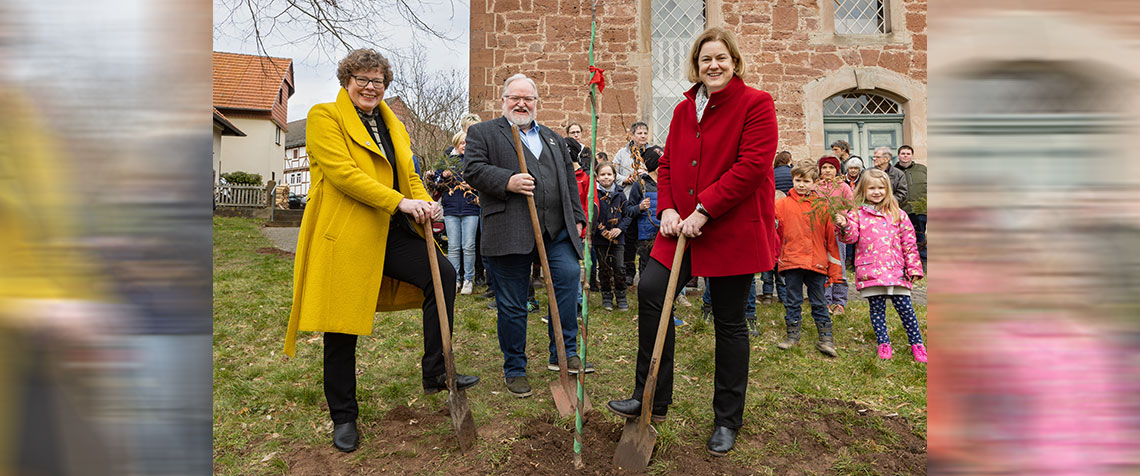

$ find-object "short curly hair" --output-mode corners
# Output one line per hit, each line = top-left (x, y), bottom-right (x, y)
(336, 48), (393, 89)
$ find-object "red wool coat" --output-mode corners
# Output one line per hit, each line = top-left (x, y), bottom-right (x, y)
(651, 76), (779, 276)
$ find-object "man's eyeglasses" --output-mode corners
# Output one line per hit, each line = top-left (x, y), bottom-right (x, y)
(503, 95), (537, 104)
(352, 76), (386, 88)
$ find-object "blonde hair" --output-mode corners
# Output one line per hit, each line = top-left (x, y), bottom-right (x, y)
(460, 113), (481, 131)
(451, 130), (467, 149)
(853, 169), (902, 223)
(685, 27), (747, 83)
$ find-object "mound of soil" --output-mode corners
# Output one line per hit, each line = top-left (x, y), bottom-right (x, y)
(281, 398), (925, 475)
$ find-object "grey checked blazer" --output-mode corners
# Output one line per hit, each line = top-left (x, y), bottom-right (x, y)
(464, 117), (586, 258)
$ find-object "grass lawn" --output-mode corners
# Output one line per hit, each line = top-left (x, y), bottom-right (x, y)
(213, 216), (927, 475)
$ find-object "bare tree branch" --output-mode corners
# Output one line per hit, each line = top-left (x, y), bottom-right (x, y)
(387, 47), (469, 169)
(215, 0), (459, 61)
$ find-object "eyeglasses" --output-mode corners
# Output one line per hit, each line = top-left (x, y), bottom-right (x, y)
(352, 76), (386, 88)
(503, 95), (537, 104)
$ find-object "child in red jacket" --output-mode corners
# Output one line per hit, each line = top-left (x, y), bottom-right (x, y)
(774, 163), (843, 357)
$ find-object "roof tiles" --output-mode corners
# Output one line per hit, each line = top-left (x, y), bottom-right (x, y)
(213, 51), (294, 111)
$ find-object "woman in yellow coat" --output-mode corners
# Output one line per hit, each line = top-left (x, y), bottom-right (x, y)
(283, 49), (479, 453)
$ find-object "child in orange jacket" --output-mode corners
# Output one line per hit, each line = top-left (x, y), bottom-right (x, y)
(774, 163), (843, 357)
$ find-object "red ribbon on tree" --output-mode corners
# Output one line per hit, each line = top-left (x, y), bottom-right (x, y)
(588, 66), (606, 93)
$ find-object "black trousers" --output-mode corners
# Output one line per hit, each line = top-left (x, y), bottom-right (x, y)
(324, 217), (457, 424)
(632, 254), (753, 429)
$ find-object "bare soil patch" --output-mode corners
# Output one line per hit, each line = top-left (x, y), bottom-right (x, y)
(282, 398), (925, 475)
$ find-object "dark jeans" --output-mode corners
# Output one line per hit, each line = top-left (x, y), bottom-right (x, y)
(910, 213), (927, 262)
(632, 255), (752, 429)
(324, 218), (456, 424)
(780, 268), (830, 330)
(761, 267), (787, 303)
(594, 239), (625, 295)
(488, 228), (580, 377)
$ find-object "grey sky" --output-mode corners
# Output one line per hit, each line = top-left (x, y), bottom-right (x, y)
(211, 1), (470, 122)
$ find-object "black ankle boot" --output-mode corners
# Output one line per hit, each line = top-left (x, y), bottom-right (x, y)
(707, 425), (737, 456)
(332, 421), (359, 452)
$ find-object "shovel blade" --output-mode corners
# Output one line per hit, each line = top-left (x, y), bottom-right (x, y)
(446, 388), (477, 453)
(613, 419), (657, 472)
(549, 379), (592, 418)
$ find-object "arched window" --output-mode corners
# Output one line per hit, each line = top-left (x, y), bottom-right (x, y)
(823, 91), (905, 165)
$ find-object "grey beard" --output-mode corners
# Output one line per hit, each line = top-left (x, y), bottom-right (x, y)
(505, 111), (535, 128)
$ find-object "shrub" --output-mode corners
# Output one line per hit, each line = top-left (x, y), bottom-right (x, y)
(221, 171), (263, 185)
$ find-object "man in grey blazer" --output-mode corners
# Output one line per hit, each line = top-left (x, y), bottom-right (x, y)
(464, 73), (592, 398)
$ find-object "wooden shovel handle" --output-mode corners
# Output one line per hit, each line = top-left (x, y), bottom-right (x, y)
(638, 234), (688, 430)
(423, 223), (459, 386)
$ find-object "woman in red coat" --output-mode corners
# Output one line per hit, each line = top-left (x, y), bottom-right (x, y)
(606, 27), (778, 457)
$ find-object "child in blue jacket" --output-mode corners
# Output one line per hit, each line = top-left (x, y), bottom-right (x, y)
(591, 161), (633, 311)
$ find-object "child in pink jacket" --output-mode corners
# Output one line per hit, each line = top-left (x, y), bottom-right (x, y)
(835, 169), (926, 362)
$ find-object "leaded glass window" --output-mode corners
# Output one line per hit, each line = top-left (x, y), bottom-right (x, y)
(824, 92), (901, 116)
(651, 0), (705, 144)
(835, 0), (887, 35)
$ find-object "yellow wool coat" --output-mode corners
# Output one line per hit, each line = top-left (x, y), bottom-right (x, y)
(284, 89), (432, 357)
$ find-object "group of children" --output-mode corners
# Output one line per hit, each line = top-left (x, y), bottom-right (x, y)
(587, 146), (663, 312)
(774, 156), (927, 362)
(584, 146), (926, 363)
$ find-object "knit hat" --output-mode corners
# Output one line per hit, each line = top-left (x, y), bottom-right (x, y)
(843, 157), (863, 171)
(817, 155), (842, 174)
(642, 146), (663, 172)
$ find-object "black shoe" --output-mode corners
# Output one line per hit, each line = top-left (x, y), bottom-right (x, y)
(480, 289), (495, 299)
(616, 294), (629, 311)
(423, 373), (480, 394)
(606, 398), (666, 423)
(332, 421), (359, 452)
(486, 298), (497, 310)
(707, 425), (737, 456)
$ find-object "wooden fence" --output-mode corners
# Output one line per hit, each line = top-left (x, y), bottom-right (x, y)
(214, 183), (270, 207)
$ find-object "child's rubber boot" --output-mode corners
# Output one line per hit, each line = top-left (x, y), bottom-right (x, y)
(602, 292), (614, 311)
(745, 316), (760, 337)
(776, 324), (801, 350)
(816, 324), (838, 357)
